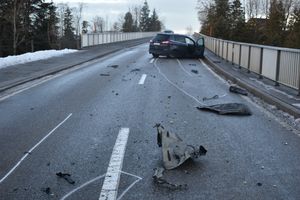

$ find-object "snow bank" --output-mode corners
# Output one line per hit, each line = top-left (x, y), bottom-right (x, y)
(0, 49), (78, 69)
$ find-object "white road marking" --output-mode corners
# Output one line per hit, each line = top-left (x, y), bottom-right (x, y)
(138, 74), (147, 85)
(177, 59), (192, 76)
(61, 174), (106, 200)
(60, 171), (141, 200)
(117, 171), (142, 200)
(150, 58), (154, 64)
(0, 113), (72, 184)
(154, 59), (205, 106)
(99, 128), (130, 200)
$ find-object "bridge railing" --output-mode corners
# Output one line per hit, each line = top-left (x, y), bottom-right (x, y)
(200, 34), (300, 92)
(81, 32), (157, 48)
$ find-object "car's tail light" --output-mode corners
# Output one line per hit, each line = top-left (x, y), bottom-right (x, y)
(162, 40), (170, 45)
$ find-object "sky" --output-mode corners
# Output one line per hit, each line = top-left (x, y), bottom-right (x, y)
(48, 0), (200, 34)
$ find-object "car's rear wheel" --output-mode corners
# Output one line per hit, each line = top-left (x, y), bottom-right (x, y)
(152, 53), (159, 58)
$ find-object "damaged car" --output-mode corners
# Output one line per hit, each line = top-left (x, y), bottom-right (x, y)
(149, 33), (205, 58)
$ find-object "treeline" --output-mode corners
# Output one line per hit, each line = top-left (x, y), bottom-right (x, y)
(0, 0), (162, 57)
(198, 0), (300, 49)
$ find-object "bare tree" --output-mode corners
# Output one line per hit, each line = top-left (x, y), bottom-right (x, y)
(57, 3), (68, 38)
(12, 0), (26, 55)
(73, 3), (84, 48)
(93, 16), (105, 33)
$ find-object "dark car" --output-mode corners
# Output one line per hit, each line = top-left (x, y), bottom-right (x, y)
(149, 33), (205, 58)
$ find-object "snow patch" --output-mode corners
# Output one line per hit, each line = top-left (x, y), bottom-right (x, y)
(0, 49), (78, 69)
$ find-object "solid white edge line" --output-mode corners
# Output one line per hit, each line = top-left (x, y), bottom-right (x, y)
(0, 113), (73, 184)
(138, 74), (147, 85)
(99, 128), (130, 200)
(177, 59), (192, 76)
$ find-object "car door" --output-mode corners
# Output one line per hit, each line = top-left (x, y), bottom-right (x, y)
(194, 38), (205, 58)
(171, 35), (188, 57)
(185, 37), (196, 57)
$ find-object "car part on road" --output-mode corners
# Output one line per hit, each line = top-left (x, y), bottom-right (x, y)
(130, 68), (141, 72)
(107, 65), (119, 69)
(41, 187), (53, 195)
(155, 124), (207, 170)
(191, 70), (198, 74)
(229, 85), (248, 96)
(153, 167), (187, 190)
(197, 103), (252, 115)
(56, 172), (75, 185)
(203, 95), (219, 101)
(100, 74), (110, 76)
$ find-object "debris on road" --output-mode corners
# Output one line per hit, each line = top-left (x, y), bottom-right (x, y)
(229, 85), (248, 96)
(100, 73), (110, 76)
(155, 124), (207, 170)
(213, 60), (221, 63)
(257, 182), (262, 186)
(56, 172), (75, 185)
(203, 95), (219, 101)
(191, 69), (198, 74)
(197, 103), (252, 116)
(168, 96), (171, 99)
(153, 168), (187, 190)
(189, 64), (196, 66)
(41, 187), (53, 195)
(108, 64), (119, 69)
(130, 68), (141, 72)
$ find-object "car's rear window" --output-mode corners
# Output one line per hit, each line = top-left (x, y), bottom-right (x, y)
(154, 34), (170, 42)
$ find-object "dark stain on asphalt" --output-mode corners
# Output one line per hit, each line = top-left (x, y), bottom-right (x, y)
(100, 74), (110, 76)
(41, 187), (52, 195)
(257, 183), (262, 186)
(30, 108), (34, 110)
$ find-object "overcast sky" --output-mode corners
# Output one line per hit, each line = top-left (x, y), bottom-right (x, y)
(49, 0), (200, 34)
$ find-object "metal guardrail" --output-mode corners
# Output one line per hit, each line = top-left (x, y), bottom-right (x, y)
(201, 34), (300, 93)
(81, 32), (157, 48)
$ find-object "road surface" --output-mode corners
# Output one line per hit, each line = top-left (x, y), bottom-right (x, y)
(0, 43), (300, 200)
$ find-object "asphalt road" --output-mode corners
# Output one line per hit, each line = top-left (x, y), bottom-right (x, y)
(0, 43), (300, 200)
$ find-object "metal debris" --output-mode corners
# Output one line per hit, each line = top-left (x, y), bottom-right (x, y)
(41, 187), (53, 195)
(189, 64), (197, 66)
(153, 168), (187, 190)
(191, 69), (198, 74)
(257, 182), (262, 186)
(229, 85), (248, 96)
(197, 103), (252, 116)
(155, 124), (207, 170)
(203, 95), (219, 101)
(130, 68), (140, 72)
(213, 60), (221, 63)
(100, 74), (110, 76)
(108, 65), (119, 69)
(56, 172), (75, 185)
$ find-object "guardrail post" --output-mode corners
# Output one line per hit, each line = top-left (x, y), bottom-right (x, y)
(259, 48), (263, 79)
(275, 50), (281, 86)
(232, 43), (234, 65)
(226, 42), (229, 62)
(247, 46), (251, 73)
(238, 44), (242, 69)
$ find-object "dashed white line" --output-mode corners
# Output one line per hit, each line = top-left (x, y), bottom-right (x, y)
(99, 128), (130, 200)
(0, 113), (73, 184)
(138, 74), (147, 85)
(177, 59), (193, 76)
(150, 58), (155, 63)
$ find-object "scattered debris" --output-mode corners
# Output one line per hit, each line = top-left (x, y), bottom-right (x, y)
(155, 124), (207, 170)
(153, 168), (187, 190)
(47, 162), (50, 166)
(100, 73), (110, 76)
(243, 181), (247, 185)
(41, 187), (53, 195)
(56, 172), (75, 185)
(115, 93), (119, 96)
(213, 60), (221, 63)
(13, 188), (18, 192)
(108, 65), (119, 69)
(191, 69), (198, 74)
(197, 103), (252, 116)
(284, 142), (288, 145)
(257, 182), (262, 186)
(30, 108), (34, 110)
(261, 166), (265, 169)
(189, 64), (196, 66)
(203, 95), (219, 101)
(130, 68), (141, 72)
(229, 85), (248, 96)
(167, 96), (171, 99)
